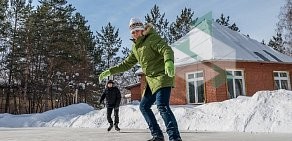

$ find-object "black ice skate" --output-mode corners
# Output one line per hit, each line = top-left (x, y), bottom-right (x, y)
(107, 123), (113, 131)
(114, 123), (120, 131)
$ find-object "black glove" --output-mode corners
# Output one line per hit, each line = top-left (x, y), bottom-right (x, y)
(99, 101), (104, 107)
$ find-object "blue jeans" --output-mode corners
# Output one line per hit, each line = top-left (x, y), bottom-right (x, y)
(139, 86), (181, 140)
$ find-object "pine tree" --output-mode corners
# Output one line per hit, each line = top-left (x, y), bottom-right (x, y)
(216, 14), (229, 26)
(261, 40), (266, 45)
(145, 4), (169, 42)
(4, 0), (30, 114)
(0, 0), (10, 42)
(95, 22), (123, 103)
(13, 0), (35, 114)
(0, 0), (10, 63)
(229, 23), (239, 32)
(277, 0), (292, 55)
(22, 0), (86, 112)
(95, 22), (122, 78)
(69, 12), (97, 107)
(0, 0), (100, 113)
(0, 0), (11, 113)
(25, 1), (52, 113)
(168, 7), (195, 44)
(216, 14), (240, 32)
(268, 32), (286, 54)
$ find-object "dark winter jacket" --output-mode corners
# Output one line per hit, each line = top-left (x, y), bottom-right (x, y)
(100, 87), (121, 108)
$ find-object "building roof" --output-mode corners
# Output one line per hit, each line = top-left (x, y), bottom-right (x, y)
(172, 19), (292, 66)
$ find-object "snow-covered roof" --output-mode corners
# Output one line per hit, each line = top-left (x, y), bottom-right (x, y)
(172, 19), (292, 66)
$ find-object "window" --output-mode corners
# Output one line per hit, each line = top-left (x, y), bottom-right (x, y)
(263, 50), (283, 62)
(226, 70), (246, 99)
(254, 52), (270, 61)
(186, 71), (205, 104)
(273, 71), (291, 90)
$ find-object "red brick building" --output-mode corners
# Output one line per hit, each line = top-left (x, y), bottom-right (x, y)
(126, 19), (292, 105)
(125, 82), (141, 101)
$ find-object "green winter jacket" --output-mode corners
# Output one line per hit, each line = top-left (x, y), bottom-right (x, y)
(109, 23), (174, 95)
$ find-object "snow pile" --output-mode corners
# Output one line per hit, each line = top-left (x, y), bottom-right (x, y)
(178, 90), (292, 132)
(0, 103), (94, 127)
(0, 90), (291, 133)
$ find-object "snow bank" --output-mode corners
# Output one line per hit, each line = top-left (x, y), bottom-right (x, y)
(0, 103), (94, 127)
(177, 90), (292, 133)
(0, 90), (291, 133)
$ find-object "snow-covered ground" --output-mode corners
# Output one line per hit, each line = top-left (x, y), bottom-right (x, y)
(0, 90), (292, 140)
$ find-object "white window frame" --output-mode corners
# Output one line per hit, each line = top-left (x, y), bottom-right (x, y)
(226, 69), (246, 99)
(186, 71), (205, 104)
(273, 71), (291, 90)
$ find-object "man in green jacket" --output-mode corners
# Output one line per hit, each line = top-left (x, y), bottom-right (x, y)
(99, 18), (182, 141)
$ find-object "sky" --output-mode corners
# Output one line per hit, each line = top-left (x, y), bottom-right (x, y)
(62, 0), (285, 48)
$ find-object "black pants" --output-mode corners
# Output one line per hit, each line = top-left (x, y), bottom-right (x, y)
(107, 107), (119, 124)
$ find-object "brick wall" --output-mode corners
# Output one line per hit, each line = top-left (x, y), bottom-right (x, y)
(170, 76), (187, 104)
(175, 61), (292, 104)
(130, 86), (141, 101)
(237, 62), (292, 96)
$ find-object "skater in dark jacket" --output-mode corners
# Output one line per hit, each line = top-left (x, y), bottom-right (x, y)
(100, 80), (121, 131)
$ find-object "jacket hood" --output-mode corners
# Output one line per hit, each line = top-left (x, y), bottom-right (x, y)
(143, 23), (154, 36)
